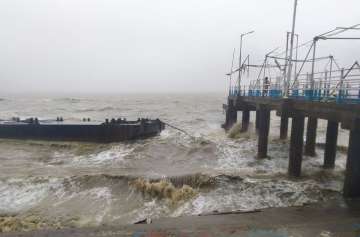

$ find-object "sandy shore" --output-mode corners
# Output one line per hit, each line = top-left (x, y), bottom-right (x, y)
(2, 199), (360, 237)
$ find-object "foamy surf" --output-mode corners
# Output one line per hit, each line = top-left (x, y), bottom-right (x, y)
(0, 94), (350, 232)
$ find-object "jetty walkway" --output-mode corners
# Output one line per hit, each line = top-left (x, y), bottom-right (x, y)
(223, 63), (360, 198)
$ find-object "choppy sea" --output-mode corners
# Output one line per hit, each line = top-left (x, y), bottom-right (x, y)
(0, 93), (349, 231)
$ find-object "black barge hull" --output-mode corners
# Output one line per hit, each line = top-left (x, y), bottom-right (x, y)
(0, 119), (165, 142)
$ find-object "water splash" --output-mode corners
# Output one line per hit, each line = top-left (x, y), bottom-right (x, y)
(130, 178), (197, 205)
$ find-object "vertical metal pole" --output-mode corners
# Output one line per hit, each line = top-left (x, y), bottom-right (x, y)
(339, 68), (345, 102)
(247, 56), (250, 76)
(324, 70), (328, 97)
(229, 48), (236, 95)
(310, 39), (318, 91)
(319, 71), (323, 98)
(283, 32), (290, 95)
(294, 34), (299, 81)
(329, 56), (333, 90)
(285, 0), (298, 98)
(306, 73), (309, 96)
(238, 36), (243, 92)
(263, 57), (267, 78)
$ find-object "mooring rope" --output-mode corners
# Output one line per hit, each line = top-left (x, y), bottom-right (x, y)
(162, 121), (195, 139)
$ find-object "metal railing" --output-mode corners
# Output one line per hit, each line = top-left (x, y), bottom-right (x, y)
(229, 64), (360, 104)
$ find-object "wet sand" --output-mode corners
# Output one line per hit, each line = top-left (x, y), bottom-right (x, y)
(3, 200), (360, 237)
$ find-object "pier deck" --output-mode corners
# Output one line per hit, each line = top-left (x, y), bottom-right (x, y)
(223, 94), (360, 198)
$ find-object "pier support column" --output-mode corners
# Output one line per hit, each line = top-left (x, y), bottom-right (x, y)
(280, 115), (288, 140)
(324, 121), (338, 169)
(304, 117), (318, 157)
(288, 115), (305, 177)
(343, 128), (360, 198)
(223, 100), (237, 130)
(255, 110), (260, 130)
(241, 110), (250, 132)
(257, 106), (270, 159)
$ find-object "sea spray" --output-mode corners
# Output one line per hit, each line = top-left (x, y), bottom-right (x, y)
(130, 178), (197, 204)
(165, 173), (216, 189)
(227, 123), (255, 139)
(0, 94), (349, 232)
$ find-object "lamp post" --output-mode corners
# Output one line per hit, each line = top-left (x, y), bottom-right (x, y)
(238, 30), (255, 92)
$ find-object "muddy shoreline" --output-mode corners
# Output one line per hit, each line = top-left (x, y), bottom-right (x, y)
(2, 200), (360, 237)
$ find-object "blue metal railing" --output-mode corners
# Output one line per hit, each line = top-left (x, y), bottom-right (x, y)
(229, 65), (360, 104)
(229, 86), (360, 104)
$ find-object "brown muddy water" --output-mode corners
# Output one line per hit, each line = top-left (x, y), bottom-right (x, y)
(0, 93), (350, 232)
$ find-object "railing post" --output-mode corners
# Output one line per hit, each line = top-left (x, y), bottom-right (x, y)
(305, 73), (310, 99)
(324, 70), (328, 97)
(319, 73), (323, 100)
(337, 68), (345, 103)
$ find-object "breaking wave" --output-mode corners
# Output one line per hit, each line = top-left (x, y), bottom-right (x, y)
(0, 94), (350, 233)
(130, 179), (197, 204)
(0, 170), (343, 233)
(0, 178), (62, 215)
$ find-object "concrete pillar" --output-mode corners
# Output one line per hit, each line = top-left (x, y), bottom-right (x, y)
(255, 110), (260, 130)
(343, 128), (360, 198)
(280, 115), (289, 140)
(224, 100), (237, 130)
(288, 115), (305, 177)
(257, 106), (270, 159)
(241, 110), (250, 132)
(304, 117), (318, 157)
(324, 121), (338, 169)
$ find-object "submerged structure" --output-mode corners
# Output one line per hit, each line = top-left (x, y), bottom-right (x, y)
(0, 117), (165, 142)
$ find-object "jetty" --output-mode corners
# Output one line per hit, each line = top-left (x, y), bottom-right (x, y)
(223, 23), (360, 198)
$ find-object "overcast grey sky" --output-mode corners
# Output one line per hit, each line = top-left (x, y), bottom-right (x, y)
(0, 0), (359, 94)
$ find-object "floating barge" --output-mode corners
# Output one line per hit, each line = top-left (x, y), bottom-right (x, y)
(0, 118), (165, 142)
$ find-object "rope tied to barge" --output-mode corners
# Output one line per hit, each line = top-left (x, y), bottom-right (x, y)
(162, 121), (195, 139)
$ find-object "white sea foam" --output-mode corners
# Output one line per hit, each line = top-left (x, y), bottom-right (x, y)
(0, 178), (61, 214)
(55, 187), (113, 225)
(173, 177), (340, 217)
(0, 94), (351, 229)
(71, 146), (133, 166)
